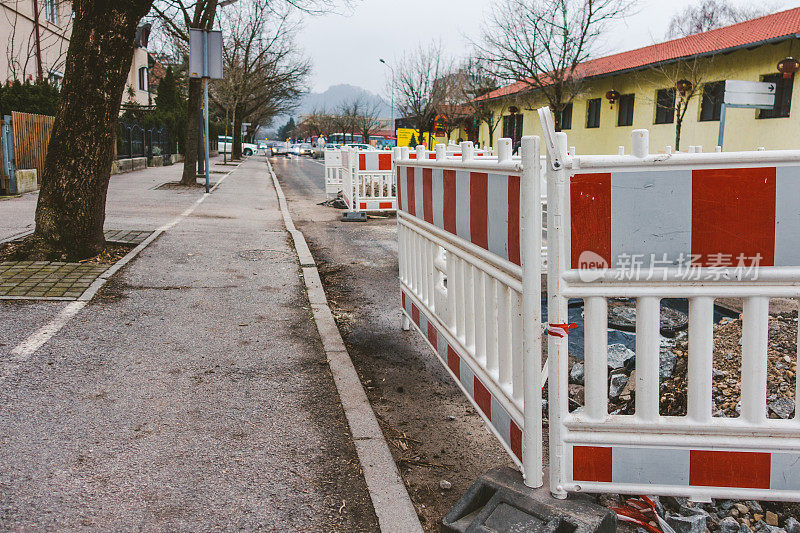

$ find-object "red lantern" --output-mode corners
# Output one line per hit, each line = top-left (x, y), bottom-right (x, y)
(676, 79), (693, 97)
(605, 90), (620, 108)
(777, 57), (800, 79)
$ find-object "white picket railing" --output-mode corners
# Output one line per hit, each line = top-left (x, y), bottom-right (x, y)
(397, 139), (546, 487)
(324, 148), (343, 197)
(539, 105), (800, 501)
(341, 147), (397, 212)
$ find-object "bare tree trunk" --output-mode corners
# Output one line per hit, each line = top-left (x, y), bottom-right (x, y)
(180, 77), (203, 184)
(232, 104), (243, 160)
(34, 0), (154, 260)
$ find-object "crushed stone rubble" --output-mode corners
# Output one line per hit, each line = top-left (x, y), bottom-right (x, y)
(564, 304), (799, 531)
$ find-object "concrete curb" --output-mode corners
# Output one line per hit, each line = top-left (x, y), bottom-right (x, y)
(267, 161), (423, 533)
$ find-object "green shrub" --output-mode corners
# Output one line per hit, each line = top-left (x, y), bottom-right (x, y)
(0, 79), (60, 116)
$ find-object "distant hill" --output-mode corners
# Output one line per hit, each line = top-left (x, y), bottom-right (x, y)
(297, 84), (393, 117)
(267, 84), (393, 132)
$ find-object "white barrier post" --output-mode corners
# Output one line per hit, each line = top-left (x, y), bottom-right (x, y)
(497, 138), (512, 162)
(520, 135), (543, 488)
(547, 131), (570, 500)
(461, 141), (474, 162)
(631, 129), (649, 158)
(436, 142), (446, 161)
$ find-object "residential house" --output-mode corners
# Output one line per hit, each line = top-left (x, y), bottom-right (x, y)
(0, 1), (151, 107)
(477, 8), (800, 153)
(0, 0), (71, 85)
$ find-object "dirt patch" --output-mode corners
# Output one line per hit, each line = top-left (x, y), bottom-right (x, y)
(155, 181), (217, 190)
(0, 235), (134, 264)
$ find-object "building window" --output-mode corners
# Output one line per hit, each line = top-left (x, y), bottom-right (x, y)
(43, 0), (57, 24)
(655, 88), (676, 124)
(586, 98), (601, 128)
(502, 113), (523, 151)
(617, 94), (634, 126)
(699, 81), (724, 121)
(560, 103), (573, 130)
(138, 66), (148, 91)
(758, 73), (793, 119)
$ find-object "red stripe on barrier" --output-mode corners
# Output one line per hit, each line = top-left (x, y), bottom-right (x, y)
(473, 377), (492, 421)
(571, 173), (611, 269)
(508, 175), (521, 266)
(427, 322), (437, 346)
(689, 450), (771, 489)
(447, 346), (460, 378)
(397, 167), (403, 210)
(411, 304), (420, 326)
(510, 420), (522, 461)
(406, 167), (416, 216)
(360, 202), (367, 210)
(423, 168), (433, 223)
(691, 167), (776, 267)
(359, 153), (366, 170)
(573, 446), (613, 482)
(470, 172), (489, 249)
(379, 153), (392, 171)
(379, 201), (393, 209)
(402, 292), (406, 309)
(443, 169), (457, 233)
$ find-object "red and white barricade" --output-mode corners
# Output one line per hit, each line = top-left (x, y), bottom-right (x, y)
(396, 138), (547, 487)
(324, 148), (343, 197)
(341, 147), (397, 212)
(539, 106), (800, 501)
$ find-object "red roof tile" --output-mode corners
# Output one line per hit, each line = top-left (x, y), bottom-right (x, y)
(483, 7), (800, 100)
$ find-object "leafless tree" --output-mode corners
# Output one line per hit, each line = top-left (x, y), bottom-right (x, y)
(391, 41), (454, 147)
(665, 0), (772, 38)
(150, 0), (342, 183)
(459, 58), (503, 147)
(642, 54), (731, 151)
(478, 0), (633, 131)
(351, 97), (384, 145)
(211, 0), (310, 159)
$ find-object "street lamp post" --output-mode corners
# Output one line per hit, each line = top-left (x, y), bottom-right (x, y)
(379, 59), (395, 142)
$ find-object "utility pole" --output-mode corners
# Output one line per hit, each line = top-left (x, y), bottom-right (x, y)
(32, 0), (44, 81)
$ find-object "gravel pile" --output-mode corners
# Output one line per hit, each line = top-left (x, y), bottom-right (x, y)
(564, 306), (799, 531)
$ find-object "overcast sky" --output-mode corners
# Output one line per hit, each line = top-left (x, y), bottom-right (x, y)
(297, 0), (795, 96)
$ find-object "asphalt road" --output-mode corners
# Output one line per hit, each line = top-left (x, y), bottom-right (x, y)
(0, 159), (379, 531)
(270, 155), (515, 531)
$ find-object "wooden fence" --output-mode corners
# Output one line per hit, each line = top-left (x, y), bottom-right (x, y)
(0, 116), (8, 193)
(11, 111), (55, 184)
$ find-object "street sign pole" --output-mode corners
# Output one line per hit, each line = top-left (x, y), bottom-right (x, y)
(203, 32), (210, 194)
(190, 27), (222, 191)
(718, 80), (776, 150)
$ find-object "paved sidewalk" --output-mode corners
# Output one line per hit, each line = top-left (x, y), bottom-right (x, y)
(0, 159), (379, 530)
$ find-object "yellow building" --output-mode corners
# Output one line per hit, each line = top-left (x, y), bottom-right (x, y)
(478, 8), (800, 154)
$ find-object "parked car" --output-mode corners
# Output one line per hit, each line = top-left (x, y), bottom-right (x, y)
(298, 143), (313, 156)
(218, 135), (258, 156)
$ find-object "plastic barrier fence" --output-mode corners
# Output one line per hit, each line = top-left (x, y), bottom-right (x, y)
(324, 149), (343, 197)
(341, 147), (397, 212)
(396, 138), (546, 487)
(539, 106), (800, 501)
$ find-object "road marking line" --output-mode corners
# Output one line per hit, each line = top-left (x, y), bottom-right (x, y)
(4, 162), (241, 382)
(267, 161), (423, 533)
